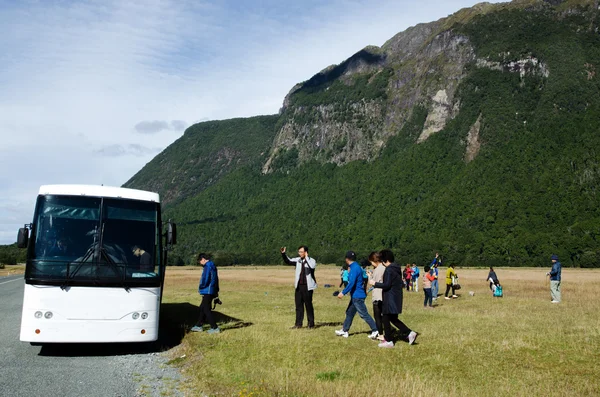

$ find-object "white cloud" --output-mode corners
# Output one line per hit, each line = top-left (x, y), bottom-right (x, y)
(0, 0), (505, 243)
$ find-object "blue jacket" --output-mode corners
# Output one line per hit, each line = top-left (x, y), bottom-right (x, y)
(341, 261), (366, 299)
(198, 260), (219, 295)
(550, 261), (561, 281)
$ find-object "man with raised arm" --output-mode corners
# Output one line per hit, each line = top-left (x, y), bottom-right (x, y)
(281, 245), (317, 329)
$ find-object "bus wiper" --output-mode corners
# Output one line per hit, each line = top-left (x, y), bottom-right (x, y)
(99, 248), (130, 292)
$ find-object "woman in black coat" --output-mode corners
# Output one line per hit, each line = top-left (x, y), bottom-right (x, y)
(370, 250), (418, 347)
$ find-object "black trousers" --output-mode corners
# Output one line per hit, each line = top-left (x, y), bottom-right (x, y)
(197, 294), (217, 329)
(382, 313), (411, 342)
(373, 300), (383, 335)
(445, 283), (456, 297)
(295, 284), (314, 327)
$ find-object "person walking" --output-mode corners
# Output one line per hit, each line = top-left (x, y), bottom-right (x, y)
(335, 251), (379, 340)
(369, 249), (418, 348)
(281, 245), (317, 328)
(546, 254), (562, 303)
(444, 264), (458, 300)
(367, 251), (386, 340)
(191, 253), (220, 334)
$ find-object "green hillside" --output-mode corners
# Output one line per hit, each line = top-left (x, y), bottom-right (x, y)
(123, 115), (279, 207)
(128, 0), (600, 267)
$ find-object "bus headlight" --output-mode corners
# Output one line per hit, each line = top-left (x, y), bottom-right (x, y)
(34, 311), (43, 319)
(44, 311), (53, 319)
(141, 312), (148, 320)
(132, 312), (140, 320)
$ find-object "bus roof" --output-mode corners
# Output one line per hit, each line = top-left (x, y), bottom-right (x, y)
(38, 185), (160, 203)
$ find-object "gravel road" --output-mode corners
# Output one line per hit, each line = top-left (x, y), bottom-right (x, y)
(0, 275), (184, 397)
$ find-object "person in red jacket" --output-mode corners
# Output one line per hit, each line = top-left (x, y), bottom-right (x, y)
(404, 265), (413, 291)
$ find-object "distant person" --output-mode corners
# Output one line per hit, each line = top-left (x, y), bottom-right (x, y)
(444, 264), (458, 300)
(281, 245), (317, 328)
(423, 265), (435, 308)
(487, 267), (500, 294)
(411, 263), (420, 292)
(360, 259), (370, 293)
(430, 253), (440, 299)
(369, 249), (417, 348)
(191, 253), (221, 334)
(132, 245), (153, 271)
(335, 251), (379, 340)
(433, 263), (440, 300)
(546, 254), (562, 303)
(404, 265), (413, 291)
(367, 251), (386, 340)
(339, 263), (349, 288)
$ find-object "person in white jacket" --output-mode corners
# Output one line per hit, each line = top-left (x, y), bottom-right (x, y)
(281, 245), (317, 328)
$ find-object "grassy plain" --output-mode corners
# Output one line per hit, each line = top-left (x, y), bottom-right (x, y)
(162, 266), (600, 397)
(0, 264), (25, 277)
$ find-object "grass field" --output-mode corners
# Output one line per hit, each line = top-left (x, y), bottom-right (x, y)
(0, 264), (25, 277)
(163, 265), (599, 396)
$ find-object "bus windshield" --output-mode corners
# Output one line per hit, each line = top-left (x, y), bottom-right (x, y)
(27, 194), (161, 287)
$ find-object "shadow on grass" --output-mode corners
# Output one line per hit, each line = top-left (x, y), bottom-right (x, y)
(38, 302), (251, 357)
(312, 321), (343, 329)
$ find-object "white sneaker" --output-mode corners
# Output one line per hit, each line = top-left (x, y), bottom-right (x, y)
(444, 297), (451, 300)
(376, 334), (385, 341)
(551, 300), (560, 304)
(378, 340), (394, 348)
(408, 331), (418, 345)
(335, 329), (349, 338)
(452, 295), (458, 298)
(367, 330), (379, 340)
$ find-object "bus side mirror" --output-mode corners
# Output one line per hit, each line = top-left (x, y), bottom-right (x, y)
(167, 222), (177, 245)
(17, 227), (29, 248)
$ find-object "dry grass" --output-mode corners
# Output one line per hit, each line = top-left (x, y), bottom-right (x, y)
(162, 266), (600, 397)
(0, 265), (25, 277)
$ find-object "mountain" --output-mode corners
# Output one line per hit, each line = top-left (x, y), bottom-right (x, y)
(125, 0), (600, 268)
(123, 115), (279, 207)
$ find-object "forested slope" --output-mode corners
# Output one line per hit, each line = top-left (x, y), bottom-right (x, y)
(127, 0), (600, 267)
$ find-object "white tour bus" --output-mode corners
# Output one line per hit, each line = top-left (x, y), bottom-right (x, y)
(17, 185), (176, 343)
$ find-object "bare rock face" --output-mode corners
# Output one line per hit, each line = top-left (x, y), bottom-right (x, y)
(263, 21), (477, 173)
(464, 114), (483, 163)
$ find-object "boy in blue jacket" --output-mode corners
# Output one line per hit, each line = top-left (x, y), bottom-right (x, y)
(192, 253), (220, 333)
(335, 251), (379, 339)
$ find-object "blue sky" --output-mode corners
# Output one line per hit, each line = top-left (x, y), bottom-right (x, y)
(0, 0), (505, 244)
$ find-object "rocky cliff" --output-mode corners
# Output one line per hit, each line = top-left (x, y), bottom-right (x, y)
(261, 0), (598, 173)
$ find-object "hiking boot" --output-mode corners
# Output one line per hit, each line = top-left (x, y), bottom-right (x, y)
(408, 331), (418, 345)
(190, 325), (203, 332)
(367, 330), (379, 340)
(378, 340), (394, 348)
(335, 329), (349, 338)
(207, 327), (221, 334)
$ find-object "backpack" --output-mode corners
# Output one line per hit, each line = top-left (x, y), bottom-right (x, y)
(494, 285), (503, 297)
